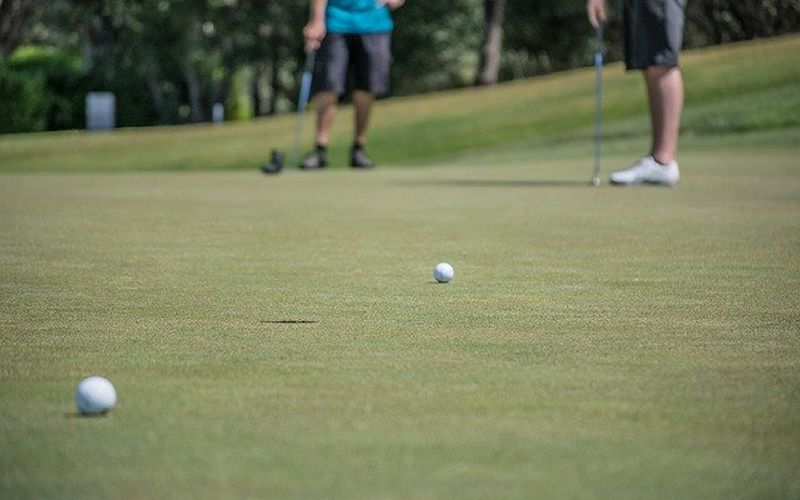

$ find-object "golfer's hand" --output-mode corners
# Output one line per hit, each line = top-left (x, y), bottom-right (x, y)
(587, 0), (607, 28)
(303, 20), (326, 52)
(379, 0), (405, 10)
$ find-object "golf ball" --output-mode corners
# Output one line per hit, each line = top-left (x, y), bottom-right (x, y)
(434, 262), (454, 283)
(75, 376), (117, 415)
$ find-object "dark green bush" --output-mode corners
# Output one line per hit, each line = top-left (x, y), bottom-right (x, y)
(0, 63), (48, 133)
(1, 46), (85, 133)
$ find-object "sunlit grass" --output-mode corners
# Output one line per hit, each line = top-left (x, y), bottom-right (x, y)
(1, 35), (798, 171)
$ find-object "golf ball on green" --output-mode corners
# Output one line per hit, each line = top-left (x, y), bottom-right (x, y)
(434, 262), (454, 283)
(76, 376), (117, 415)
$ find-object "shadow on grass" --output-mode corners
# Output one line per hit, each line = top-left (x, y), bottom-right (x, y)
(394, 179), (593, 188)
(64, 412), (109, 419)
(260, 320), (318, 324)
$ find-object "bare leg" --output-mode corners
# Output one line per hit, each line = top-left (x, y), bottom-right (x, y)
(644, 66), (684, 164)
(315, 91), (339, 146)
(353, 90), (375, 145)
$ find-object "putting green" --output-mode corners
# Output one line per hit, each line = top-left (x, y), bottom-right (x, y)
(1, 128), (799, 498)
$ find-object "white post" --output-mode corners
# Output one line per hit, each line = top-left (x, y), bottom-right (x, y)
(212, 103), (225, 124)
(85, 92), (116, 130)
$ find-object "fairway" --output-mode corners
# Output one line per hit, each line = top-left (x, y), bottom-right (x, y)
(2, 131), (799, 498)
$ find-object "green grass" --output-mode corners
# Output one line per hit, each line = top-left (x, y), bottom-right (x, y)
(1, 35), (799, 172)
(1, 36), (800, 499)
(2, 132), (799, 499)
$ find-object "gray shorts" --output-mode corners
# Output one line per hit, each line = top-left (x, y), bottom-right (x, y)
(624, 0), (687, 70)
(314, 33), (392, 97)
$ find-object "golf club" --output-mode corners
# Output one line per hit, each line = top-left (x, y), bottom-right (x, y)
(590, 25), (604, 187)
(262, 50), (317, 174)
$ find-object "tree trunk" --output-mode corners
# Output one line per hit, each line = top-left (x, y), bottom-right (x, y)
(185, 65), (204, 123)
(476, 0), (507, 86)
(266, 43), (281, 116)
(251, 64), (264, 117)
(146, 76), (169, 124)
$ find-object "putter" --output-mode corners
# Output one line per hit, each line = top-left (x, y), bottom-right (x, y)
(590, 25), (604, 187)
(262, 50), (317, 174)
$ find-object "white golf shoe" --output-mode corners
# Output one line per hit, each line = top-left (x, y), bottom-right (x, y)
(609, 156), (680, 186)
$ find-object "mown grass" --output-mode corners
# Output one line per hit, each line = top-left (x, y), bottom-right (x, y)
(0, 35), (799, 171)
(1, 35), (799, 500)
(1, 128), (799, 498)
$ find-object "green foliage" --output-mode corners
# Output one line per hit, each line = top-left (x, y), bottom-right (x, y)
(685, 0), (800, 46)
(0, 46), (85, 133)
(0, 63), (48, 133)
(502, 0), (608, 79)
(1, 0), (799, 132)
(392, 1), (484, 94)
(226, 68), (255, 121)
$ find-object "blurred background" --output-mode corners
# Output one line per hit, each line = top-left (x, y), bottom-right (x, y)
(1, 0), (799, 134)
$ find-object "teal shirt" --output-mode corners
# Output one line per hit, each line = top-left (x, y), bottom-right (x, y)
(326, 0), (394, 34)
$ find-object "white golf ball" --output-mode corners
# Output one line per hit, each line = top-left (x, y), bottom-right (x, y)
(75, 376), (117, 415)
(433, 262), (454, 283)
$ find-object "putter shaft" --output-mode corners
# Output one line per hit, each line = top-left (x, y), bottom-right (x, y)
(291, 51), (317, 164)
(592, 26), (604, 186)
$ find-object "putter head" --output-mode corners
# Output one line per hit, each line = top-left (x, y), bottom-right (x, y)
(590, 176), (601, 187)
(261, 149), (285, 174)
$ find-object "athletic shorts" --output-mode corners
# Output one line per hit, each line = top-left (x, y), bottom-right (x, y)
(314, 33), (392, 97)
(624, 0), (687, 70)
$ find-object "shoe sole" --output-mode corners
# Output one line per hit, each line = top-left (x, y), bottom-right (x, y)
(609, 178), (678, 187)
(261, 163), (283, 174)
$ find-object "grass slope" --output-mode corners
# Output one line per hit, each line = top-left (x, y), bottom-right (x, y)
(1, 35), (799, 171)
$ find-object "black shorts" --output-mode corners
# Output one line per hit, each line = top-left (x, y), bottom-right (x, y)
(624, 0), (687, 70)
(314, 33), (392, 97)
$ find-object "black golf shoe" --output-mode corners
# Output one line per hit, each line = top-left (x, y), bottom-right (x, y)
(300, 147), (327, 170)
(261, 149), (284, 174)
(350, 144), (374, 169)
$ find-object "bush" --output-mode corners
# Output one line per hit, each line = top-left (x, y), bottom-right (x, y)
(1, 46), (86, 133)
(0, 64), (48, 133)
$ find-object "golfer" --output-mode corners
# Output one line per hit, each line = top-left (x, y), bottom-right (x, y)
(301, 0), (405, 170)
(588, 0), (686, 186)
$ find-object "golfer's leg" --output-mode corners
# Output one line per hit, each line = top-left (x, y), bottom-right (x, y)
(312, 34), (348, 148)
(353, 90), (374, 146)
(645, 65), (683, 164)
(315, 91), (339, 146)
(351, 33), (390, 147)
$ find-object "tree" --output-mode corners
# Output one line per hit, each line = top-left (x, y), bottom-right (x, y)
(0, 0), (45, 57)
(391, 0), (483, 94)
(685, 0), (800, 46)
(476, 0), (507, 86)
(2, 0), (799, 132)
